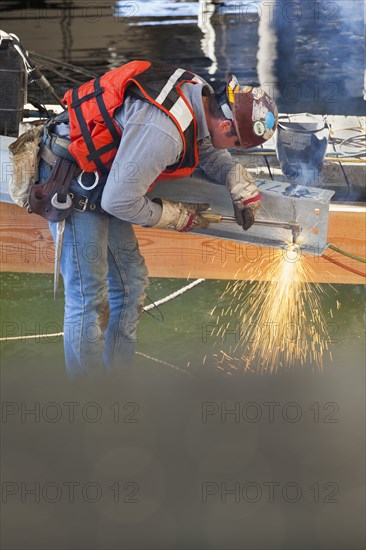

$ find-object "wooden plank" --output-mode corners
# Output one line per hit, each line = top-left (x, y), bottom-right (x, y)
(317, 204), (366, 283)
(0, 202), (55, 273)
(1, 202), (365, 284)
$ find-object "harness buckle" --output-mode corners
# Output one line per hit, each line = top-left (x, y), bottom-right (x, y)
(74, 195), (89, 212)
(77, 170), (99, 191)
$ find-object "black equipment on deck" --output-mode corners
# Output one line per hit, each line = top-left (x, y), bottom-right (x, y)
(0, 31), (27, 137)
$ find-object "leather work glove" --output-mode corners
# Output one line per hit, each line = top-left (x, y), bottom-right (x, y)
(152, 199), (211, 232)
(226, 164), (262, 231)
(233, 195), (262, 231)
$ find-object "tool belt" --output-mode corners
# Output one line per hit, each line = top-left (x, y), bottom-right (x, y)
(28, 112), (107, 222)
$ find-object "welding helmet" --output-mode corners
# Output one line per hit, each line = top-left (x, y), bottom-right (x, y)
(217, 75), (278, 149)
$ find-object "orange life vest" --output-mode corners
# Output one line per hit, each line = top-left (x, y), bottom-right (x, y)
(62, 61), (203, 181)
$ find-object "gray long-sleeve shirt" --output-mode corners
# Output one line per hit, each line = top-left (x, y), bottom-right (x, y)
(100, 82), (241, 226)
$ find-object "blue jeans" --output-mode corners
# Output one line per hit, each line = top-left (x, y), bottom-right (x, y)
(49, 210), (149, 377)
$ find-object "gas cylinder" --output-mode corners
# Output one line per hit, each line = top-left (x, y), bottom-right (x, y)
(0, 31), (27, 136)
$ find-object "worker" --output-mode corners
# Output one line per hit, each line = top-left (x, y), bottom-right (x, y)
(37, 61), (278, 378)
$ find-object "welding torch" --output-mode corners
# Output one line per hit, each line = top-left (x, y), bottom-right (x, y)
(201, 212), (301, 244)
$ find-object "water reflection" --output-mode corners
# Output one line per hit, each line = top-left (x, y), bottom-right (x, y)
(113, 0), (364, 113)
(257, 0), (365, 114)
(197, 1), (217, 75)
(1, 0), (364, 114)
(114, 0), (258, 22)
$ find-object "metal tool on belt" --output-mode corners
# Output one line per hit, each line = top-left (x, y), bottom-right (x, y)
(54, 219), (65, 300)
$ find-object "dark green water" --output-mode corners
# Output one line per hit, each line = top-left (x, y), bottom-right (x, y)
(1, 273), (365, 375)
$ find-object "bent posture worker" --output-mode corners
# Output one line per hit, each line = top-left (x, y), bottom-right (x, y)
(38, 61), (278, 377)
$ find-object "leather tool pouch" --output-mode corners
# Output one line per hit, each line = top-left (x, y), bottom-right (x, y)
(28, 156), (76, 222)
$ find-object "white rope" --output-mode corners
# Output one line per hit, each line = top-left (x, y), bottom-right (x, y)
(1, 332), (63, 341)
(143, 278), (205, 311)
(136, 351), (190, 374)
(0, 279), (206, 342)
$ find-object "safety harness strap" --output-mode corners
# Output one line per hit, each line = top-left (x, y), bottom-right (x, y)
(71, 76), (118, 174)
(94, 76), (121, 144)
(71, 85), (105, 174)
(71, 76), (121, 171)
(71, 86), (104, 108)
